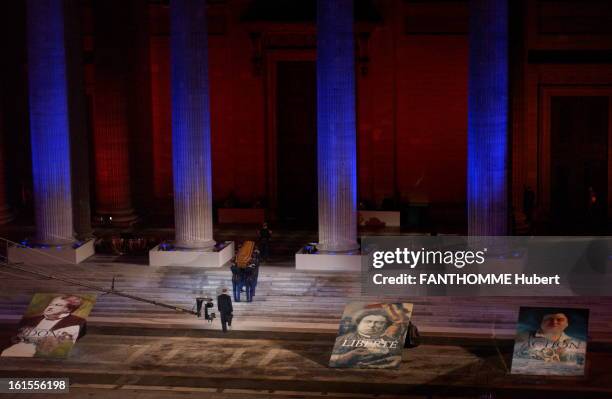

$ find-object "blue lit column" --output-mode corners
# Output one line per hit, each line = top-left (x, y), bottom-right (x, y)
(27, 0), (75, 245)
(316, 0), (359, 252)
(170, 0), (215, 249)
(467, 0), (509, 236)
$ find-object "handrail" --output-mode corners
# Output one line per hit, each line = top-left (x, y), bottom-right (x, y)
(0, 236), (200, 316)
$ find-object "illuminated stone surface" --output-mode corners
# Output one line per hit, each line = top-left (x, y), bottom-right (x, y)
(467, 0), (509, 236)
(170, 0), (215, 249)
(26, 0), (74, 244)
(91, 0), (147, 227)
(316, 0), (359, 252)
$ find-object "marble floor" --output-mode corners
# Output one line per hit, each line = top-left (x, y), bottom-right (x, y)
(1, 327), (611, 398)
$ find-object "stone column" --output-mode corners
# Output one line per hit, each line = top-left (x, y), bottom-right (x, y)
(170, 0), (215, 249)
(26, 0), (74, 245)
(92, 0), (138, 226)
(0, 108), (13, 225)
(316, 0), (359, 251)
(467, 0), (509, 236)
(65, 0), (93, 238)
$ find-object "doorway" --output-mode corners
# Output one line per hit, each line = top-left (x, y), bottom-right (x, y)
(550, 96), (609, 233)
(275, 61), (317, 226)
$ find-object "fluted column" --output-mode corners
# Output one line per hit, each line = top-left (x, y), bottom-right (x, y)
(65, 0), (93, 238)
(27, 0), (74, 245)
(92, 0), (138, 226)
(467, 0), (509, 236)
(316, 0), (359, 252)
(170, 0), (215, 249)
(0, 108), (13, 225)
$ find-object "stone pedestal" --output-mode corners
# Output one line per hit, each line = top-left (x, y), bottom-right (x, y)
(295, 247), (362, 272)
(149, 241), (234, 268)
(8, 239), (94, 265)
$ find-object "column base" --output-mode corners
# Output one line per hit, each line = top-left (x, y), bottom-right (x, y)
(295, 246), (362, 271)
(94, 208), (138, 227)
(149, 241), (234, 268)
(174, 239), (216, 251)
(315, 241), (360, 252)
(7, 239), (95, 265)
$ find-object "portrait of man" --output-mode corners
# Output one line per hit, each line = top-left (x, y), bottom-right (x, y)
(1, 293), (96, 358)
(511, 307), (589, 376)
(329, 302), (413, 369)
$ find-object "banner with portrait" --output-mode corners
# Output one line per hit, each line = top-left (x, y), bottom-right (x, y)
(329, 302), (413, 369)
(1, 293), (97, 358)
(510, 306), (589, 376)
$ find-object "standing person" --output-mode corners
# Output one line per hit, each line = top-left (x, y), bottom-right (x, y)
(230, 263), (245, 302)
(257, 222), (272, 262)
(217, 288), (233, 332)
(250, 249), (260, 297)
(244, 264), (257, 302)
(204, 298), (215, 323)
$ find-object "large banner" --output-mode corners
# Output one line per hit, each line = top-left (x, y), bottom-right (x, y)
(329, 302), (413, 369)
(1, 293), (96, 358)
(510, 306), (589, 376)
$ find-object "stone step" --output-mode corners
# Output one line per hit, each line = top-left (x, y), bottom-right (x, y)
(3, 262), (612, 340)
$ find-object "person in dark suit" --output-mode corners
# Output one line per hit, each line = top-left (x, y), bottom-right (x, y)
(230, 264), (244, 302)
(257, 222), (272, 261)
(244, 265), (255, 302)
(217, 288), (233, 332)
(244, 251), (260, 302)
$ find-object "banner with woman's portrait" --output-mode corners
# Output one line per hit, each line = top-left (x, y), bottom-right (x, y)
(1, 293), (96, 358)
(329, 302), (413, 369)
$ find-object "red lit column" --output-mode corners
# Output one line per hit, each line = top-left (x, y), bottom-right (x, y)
(0, 109), (13, 225)
(66, 0), (92, 238)
(91, 0), (141, 226)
